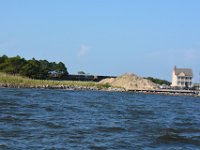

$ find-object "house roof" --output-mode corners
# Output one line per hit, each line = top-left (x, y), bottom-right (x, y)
(174, 68), (193, 76)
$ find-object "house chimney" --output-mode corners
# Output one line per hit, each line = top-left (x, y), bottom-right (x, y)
(174, 65), (176, 70)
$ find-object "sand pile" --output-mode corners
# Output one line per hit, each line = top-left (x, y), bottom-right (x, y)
(99, 73), (159, 91)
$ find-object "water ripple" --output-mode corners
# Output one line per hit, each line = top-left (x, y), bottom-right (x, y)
(0, 88), (200, 149)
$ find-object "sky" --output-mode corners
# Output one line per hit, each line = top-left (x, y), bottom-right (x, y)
(0, 0), (200, 82)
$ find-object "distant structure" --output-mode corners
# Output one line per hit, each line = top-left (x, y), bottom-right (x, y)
(171, 66), (193, 88)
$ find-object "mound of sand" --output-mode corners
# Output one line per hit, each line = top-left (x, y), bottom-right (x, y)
(99, 73), (159, 91)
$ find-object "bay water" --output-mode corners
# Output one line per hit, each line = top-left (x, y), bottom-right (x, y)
(0, 88), (200, 149)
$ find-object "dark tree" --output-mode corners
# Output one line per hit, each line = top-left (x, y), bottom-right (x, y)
(0, 55), (8, 64)
(1, 56), (26, 75)
(0, 55), (68, 79)
(20, 59), (41, 78)
(78, 71), (86, 75)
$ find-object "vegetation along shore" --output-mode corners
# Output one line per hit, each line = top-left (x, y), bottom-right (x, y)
(0, 72), (116, 91)
(1, 72), (200, 97)
(0, 55), (199, 96)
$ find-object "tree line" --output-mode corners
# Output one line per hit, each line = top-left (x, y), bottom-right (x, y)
(0, 55), (68, 79)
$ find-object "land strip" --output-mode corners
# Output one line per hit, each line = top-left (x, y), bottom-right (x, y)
(0, 72), (199, 97)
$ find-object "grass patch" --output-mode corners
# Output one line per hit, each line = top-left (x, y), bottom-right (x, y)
(96, 83), (111, 89)
(0, 72), (102, 88)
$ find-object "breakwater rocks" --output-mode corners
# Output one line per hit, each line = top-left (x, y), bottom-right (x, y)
(127, 89), (200, 97)
(0, 83), (94, 90)
(0, 83), (199, 97)
(0, 83), (124, 92)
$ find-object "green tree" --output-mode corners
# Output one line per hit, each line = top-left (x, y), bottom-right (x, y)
(48, 62), (68, 78)
(20, 58), (41, 78)
(78, 71), (86, 75)
(38, 60), (50, 79)
(56, 62), (68, 77)
(2, 56), (26, 75)
(0, 55), (8, 64)
(0, 55), (69, 79)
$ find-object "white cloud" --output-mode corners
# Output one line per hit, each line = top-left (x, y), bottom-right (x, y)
(77, 44), (90, 59)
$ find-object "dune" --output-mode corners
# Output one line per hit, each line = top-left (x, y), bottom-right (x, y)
(99, 73), (159, 91)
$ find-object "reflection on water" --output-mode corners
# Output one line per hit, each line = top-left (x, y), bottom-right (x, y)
(0, 88), (200, 149)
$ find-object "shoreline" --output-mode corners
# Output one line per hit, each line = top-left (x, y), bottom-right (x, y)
(0, 83), (125, 92)
(0, 72), (199, 97)
(0, 83), (200, 97)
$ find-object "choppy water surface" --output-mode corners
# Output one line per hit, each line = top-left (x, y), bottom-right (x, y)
(0, 88), (200, 149)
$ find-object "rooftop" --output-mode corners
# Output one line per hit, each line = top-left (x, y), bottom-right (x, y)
(174, 66), (193, 76)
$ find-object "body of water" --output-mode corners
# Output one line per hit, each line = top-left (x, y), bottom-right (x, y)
(0, 88), (200, 149)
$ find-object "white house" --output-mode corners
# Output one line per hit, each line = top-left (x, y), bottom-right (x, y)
(171, 66), (193, 88)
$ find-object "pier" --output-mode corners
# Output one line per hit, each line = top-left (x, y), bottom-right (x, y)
(128, 89), (200, 96)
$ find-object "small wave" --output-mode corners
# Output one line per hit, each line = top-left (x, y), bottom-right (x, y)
(0, 130), (25, 138)
(67, 106), (84, 113)
(43, 122), (64, 129)
(0, 101), (21, 107)
(14, 92), (30, 97)
(89, 145), (108, 150)
(126, 109), (155, 119)
(25, 104), (39, 108)
(156, 133), (200, 146)
(45, 106), (54, 112)
(95, 126), (126, 133)
(0, 115), (22, 122)
(0, 143), (8, 149)
(16, 112), (32, 117)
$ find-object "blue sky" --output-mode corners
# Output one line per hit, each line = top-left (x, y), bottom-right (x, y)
(0, 0), (200, 82)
